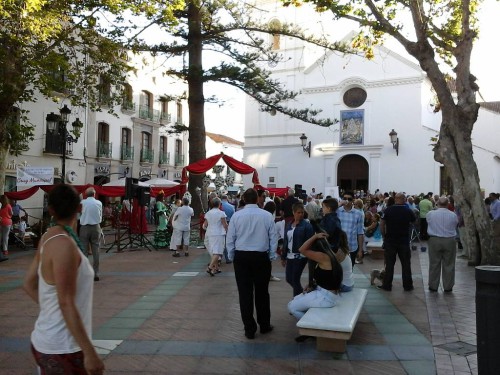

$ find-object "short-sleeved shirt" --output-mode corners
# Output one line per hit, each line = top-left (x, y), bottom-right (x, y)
(383, 204), (416, 243)
(172, 205), (194, 231)
(204, 208), (227, 236)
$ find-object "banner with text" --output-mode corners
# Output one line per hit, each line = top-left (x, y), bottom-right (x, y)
(17, 167), (54, 186)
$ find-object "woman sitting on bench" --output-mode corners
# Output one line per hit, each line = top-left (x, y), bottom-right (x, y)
(287, 231), (343, 320)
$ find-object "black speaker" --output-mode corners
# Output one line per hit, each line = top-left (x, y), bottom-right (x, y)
(294, 184), (303, 198)
(137, 187), (151, 206)
(125, 177), (134, 199)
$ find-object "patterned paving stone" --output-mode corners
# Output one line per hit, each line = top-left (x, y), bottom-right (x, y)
(0, 240), (480, 374)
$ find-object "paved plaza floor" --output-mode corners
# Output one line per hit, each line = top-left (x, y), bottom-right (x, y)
(0, 234), (478, 374)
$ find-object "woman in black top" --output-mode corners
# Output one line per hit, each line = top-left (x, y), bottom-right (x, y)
(287, 232), (343, 320)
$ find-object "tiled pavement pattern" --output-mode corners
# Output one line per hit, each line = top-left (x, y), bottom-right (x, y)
(0, 235), (478, 374)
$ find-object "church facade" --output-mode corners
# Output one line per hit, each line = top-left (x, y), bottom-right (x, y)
(243, 1), (500, 197)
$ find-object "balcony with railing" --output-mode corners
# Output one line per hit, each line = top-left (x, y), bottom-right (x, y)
(139, 105), (160, 123)
(121, 145), (134, 161)
(159, 152), (170, 165)
(174, 154), (184, 166)
(121, 100), (135, 113)
(160, 112), (172, 125)
(141, 148), (154, 163)
(97, 142), (112, 158)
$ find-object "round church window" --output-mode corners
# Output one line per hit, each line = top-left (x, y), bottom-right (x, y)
(343, 87), (367, 108)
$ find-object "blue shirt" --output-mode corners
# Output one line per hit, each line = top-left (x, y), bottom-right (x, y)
(337, 206), (364, 252)
(221, 200), (235, 222)
(226, 204), (278, 261)
(490, 199), (500, 221)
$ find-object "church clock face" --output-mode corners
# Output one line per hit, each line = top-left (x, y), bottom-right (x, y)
(343, 87), (367, 108)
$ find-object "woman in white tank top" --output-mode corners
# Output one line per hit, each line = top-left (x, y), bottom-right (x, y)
(23, 184), (104, 375)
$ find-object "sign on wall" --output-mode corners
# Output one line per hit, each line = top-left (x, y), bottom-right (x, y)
(17, 167), (54, 186)
(340, 110), (364, 145)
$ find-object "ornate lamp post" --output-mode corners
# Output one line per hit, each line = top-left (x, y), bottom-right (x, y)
(46, 105), (83, 182)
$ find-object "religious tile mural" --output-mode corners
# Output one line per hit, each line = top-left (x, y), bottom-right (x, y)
(340, 110), (364, 145)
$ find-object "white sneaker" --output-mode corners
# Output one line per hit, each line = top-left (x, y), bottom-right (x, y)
(270, 275), (281, 282)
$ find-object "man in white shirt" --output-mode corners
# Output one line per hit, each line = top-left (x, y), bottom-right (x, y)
(79, 187), (103, 281)
(426, 197), (459, 292)
(171, 197), (194, 257)
(226, 188), (279, 340)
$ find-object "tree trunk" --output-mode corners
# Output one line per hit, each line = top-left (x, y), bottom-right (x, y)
(186, 1), (207, 216)
(434, 110), (498, 265)
(0, 136), (9, 196)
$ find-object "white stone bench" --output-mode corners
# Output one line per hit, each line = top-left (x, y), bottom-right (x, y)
(296, 288), (368, 352)
(366, 240), (384, 259)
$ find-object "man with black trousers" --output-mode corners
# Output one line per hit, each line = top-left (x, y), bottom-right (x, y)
(378, 193), (416, 291)
(226, 188), (279, 339)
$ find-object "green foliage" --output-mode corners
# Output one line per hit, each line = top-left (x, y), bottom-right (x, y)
(0, 0), (183, 154)
(135, 0), (356, 131)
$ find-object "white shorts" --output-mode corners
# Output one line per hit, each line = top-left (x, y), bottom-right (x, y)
(207, 235), (225, 255)
(171, 229), (190, 247)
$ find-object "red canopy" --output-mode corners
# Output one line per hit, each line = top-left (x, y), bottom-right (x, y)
(181, 153), (261, 186)
(179, 153), (291, 196)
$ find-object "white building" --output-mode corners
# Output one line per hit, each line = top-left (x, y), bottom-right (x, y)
(243, 1), (500, 197)
(5, 52), (189, 220)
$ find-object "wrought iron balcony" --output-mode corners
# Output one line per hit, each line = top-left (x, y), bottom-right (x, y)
(140, 148), (154, 163)
(159, 152), (170, 165)
(160, 112), (172, 124)
(121, 145), (134, 161)
(97, 142), (112, 158)
(174, 154), (184, 166)
(139, 105), (160, 122)
(121, 100), (135, 111)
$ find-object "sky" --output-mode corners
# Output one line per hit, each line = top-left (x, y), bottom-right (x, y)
(200, 1), (500, 142)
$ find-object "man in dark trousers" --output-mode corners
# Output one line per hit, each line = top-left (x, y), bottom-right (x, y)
(226, 188), (279, 339)
(378, 193), (416, 291)
(79, 187), (103, 281)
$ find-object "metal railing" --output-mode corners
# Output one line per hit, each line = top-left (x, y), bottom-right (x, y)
(121, 145), (134, 161)
(139, 105), (160, 122)
(121, 100), (135, 111)
(97, 142), (112, 158)
(140, 148), (154, 163)
(160, 112), (171, 123)
(174, 154), (184, 166)
(159, 152), (170, 165)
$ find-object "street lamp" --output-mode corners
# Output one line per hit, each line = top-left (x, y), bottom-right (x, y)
(46, 105), (83, 182)
(299, 133), (311, 158)
(389, 129), (399, 156)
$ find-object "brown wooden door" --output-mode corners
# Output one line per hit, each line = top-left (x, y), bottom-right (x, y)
(337, 155), (369, 193)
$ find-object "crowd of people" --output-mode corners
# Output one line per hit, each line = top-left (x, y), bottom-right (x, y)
(4, 184), (499, 373)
